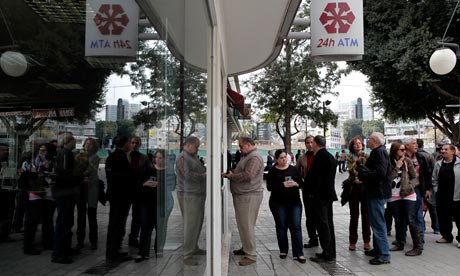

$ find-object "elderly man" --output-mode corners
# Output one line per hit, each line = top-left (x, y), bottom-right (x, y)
(356, 132), (392, 265)
(175, 136), (207, 265)
(222, 137), (264, 266)
(306, 135), (338, 263)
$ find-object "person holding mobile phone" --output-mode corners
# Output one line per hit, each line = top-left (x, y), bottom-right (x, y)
(266, 149), (305, 263)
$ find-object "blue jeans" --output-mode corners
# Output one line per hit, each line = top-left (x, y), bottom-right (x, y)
(388, 199), (418, 246)
(269, 201), (304, 257)
(367, 198), (390, 261)
(414, 187), (425, 243)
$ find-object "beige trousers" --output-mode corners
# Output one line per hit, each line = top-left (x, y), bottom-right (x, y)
(177, 192), (206, 257)
(233, 192), (263, 260)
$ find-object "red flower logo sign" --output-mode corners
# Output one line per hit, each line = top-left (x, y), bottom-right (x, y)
(319, 2), (355, 34)
(93, 4), (129, 35)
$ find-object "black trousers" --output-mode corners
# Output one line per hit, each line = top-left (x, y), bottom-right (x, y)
(24, 199), (55, 250)
(12, 190), (29, 232)
(312, 198), (336, 260)
(0, 189), (16, 240)
(76, 201), (98, 246)
(106, 199), (131, 258)
(436, 193), (460, 242)
(302, 192), (318, 244)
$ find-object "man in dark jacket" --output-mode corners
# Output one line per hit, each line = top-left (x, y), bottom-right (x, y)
(305, 135), (337, 263)
(356, 132), (392, 265)
(51, 132), (80, 264)
(105, 136), (135, 262)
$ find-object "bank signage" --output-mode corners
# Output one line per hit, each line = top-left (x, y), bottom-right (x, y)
(311, 0), (363, 61)
(85, 0), (139, 59)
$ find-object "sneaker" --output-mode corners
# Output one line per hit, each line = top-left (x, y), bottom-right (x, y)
(369, 257), (390, 265)
(239, 257), (256, 266)
(436, 238), (452, 244)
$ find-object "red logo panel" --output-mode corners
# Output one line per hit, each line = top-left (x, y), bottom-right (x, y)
(319, 2), (355, 34)
(93, 4), (129, 35)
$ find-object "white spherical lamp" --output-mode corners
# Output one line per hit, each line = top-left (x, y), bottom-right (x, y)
(0, 51), (28, 77)
(429, 48), (457, 75)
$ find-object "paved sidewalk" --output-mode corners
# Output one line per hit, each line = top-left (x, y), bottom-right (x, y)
(0, 171), (459, 276)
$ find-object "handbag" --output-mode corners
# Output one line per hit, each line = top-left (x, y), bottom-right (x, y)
(340, 178), (352, 206)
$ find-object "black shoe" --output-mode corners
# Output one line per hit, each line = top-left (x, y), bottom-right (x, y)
(364, 249), (378, 257)
(51, 256), (73, 264)
(369, 257), (390, 265)
(303, 242), (319, 248)
(279, 253), (287, 259)
(24, 248), (41, 255)
(389, 245), (404, 251)
(309, 256), (334, 264)
(134, 255), (148, 263)
(315, 252), (325, 258)
(107, 253), (132, 263)
(233, 249), (246, 255)
(295, 256), (306, 263)
(129, 239), (139, 248)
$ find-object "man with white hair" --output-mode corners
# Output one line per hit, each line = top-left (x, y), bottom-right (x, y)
(356, 132), (392, 265)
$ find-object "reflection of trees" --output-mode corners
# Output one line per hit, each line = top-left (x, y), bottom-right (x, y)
(122, 41), (207, 150)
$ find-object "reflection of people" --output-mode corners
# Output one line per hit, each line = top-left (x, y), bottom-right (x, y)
(0, 143), (16, 243)
(105, 136), (135, 262)
(266, 150), (275, 170)
(128, 137), (150, 248)
(387, 141), (422, 256)
(222, 137), (264, 266)
(266, 149), (305, 263)
(356, 132), (392, 265)
(75, 138), (100, 250)
(52, 132), (80, 264)
(345, 136), (371, 252)
(135, 149), (175, 262)
(306, 135), (338, 264)
(295, 135), (318, 248)
(432, 144), (460, 245)
(175, 136), (206, 265)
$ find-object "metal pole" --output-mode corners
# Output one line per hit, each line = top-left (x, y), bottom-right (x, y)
(146, 102), (150, 153)
(323, 101), (326, 137)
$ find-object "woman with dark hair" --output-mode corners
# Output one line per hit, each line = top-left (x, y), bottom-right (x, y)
(345, 136), (371, 251)
(387, 141), (422, 256)
(266, 149), (305, 263)
(75, 138), (100, 251)
(135, 149), (176, 262)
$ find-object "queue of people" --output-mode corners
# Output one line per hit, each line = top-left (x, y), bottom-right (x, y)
(2, 132), (460, 269)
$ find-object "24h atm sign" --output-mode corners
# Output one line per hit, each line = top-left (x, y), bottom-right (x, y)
(311, 0), (363, 61)
(85, 0), (139, 60)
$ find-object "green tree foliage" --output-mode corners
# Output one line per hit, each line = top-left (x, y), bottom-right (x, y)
(350, 0), (460, 143)
(343, 119), (363, 143)
(95, 121), (117, 148)
(121, 41), (207, 149)
(116, 120), (136, 139)
(245, 5), (345, 152)
(362, 120), (385, 138)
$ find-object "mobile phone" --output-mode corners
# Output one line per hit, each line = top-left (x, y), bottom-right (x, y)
(285, 176), (292, 181)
